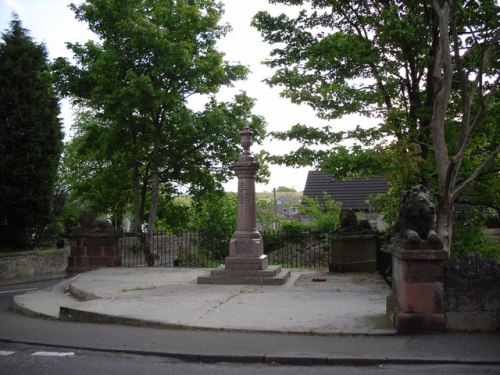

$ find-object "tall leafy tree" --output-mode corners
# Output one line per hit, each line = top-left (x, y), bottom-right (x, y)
(0, 17), (63, 250)
(253, 0), (499, 252)
(429, 0), (499, 251)
(54, 0), (266, 242)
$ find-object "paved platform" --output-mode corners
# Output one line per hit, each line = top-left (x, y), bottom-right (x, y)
(13, 267), (394, 335)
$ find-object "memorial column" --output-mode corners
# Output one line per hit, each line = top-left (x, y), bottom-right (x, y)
(225, 126), (268, 270)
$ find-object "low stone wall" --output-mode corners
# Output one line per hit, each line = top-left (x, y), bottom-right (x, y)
(0, 248), (68, 284)
(445, 253), (500, 332)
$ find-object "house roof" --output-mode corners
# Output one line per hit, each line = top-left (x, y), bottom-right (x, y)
(275, 196), (301, 206)
(303, 171), (389, 210)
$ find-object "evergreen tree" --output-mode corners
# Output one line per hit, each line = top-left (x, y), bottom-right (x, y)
(0, 17), (63, 250)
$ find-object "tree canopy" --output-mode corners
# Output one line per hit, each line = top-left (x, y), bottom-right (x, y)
(54, 0), (266, 235)
(0, 17), (63, 250)
(253, 0), (499, 252)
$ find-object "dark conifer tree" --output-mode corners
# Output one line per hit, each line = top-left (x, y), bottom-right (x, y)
(0, 16), (63, 250)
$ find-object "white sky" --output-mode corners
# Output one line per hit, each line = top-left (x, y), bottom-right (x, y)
(0, 0), (366, 193)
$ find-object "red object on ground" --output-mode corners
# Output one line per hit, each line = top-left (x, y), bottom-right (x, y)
(312, 277), (327, 282)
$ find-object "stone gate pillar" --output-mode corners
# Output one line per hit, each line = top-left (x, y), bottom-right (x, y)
(387, 239), (448, 333)
(386, 185), (449, 333)
(67, 222), (121, 273)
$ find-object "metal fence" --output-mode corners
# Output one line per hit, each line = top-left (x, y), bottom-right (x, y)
(119, 230), (331, 269)
(262, 231), (330, 269)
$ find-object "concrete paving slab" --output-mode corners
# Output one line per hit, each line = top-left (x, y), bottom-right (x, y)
(35, 267), (395, 335)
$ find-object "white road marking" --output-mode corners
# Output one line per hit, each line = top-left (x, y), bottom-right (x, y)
(0, 287), (40, 294)
(32, 351), (75, 357)
(0, 351), (15, 356)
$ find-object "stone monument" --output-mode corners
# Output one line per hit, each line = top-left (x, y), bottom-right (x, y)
(386, 185), (448, 333)
(198, 126), (290, 285)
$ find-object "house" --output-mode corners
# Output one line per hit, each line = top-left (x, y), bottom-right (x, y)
(303, 171), (390, 230)
(275, 196), (301, 219)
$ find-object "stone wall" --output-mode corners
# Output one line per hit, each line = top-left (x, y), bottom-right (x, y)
(0, 248), (68, 284)
(445, 253), (500, 332)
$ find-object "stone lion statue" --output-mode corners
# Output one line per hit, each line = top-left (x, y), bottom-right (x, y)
(339, 208), (358, 230)
(337, 208), (374, 233)
(394, 185), (441, 244)
(78, 211), (113, 232)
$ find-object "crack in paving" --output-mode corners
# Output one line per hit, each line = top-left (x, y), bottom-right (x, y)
(195, 289), (249, 323)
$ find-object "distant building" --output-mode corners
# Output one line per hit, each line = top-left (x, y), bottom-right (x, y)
(303, 171), (390, 230)
(275, 196), (301, 219)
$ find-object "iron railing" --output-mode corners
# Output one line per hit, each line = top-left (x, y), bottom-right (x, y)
(119, 230), (331, 269)
(262, 230), (330, 269)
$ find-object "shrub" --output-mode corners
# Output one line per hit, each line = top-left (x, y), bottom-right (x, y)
(451, 209), (500, 262)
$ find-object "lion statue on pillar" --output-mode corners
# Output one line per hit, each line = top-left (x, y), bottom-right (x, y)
(394, 185), (441, 244)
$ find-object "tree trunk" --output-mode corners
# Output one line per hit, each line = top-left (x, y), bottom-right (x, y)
(430, 0), (454, 254)
(144, 122), (162, 266)
(132, 163), (142, 233)
(436, 196), (454, 252)
(147, 122), (161, 234)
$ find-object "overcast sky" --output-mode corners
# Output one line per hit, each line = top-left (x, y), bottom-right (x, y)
(0, 0), (363, 192)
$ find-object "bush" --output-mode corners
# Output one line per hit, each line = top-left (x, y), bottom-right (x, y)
(300, 194), (341, 233)
(451, 209), (500, 262)
(280, 219), (310, 234)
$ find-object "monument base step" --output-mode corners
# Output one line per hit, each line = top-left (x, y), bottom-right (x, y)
(197, 265), (290, 285)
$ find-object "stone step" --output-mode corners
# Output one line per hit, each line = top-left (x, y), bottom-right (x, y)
(197, 268), (290, 285)
(209, 265), (282, 278)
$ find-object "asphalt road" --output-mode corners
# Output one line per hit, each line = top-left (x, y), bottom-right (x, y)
(1, 341), (499, 375)
(0, 278), (63, 308)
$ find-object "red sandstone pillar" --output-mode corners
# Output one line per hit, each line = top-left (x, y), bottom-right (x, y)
(225, 126), (268, 271)
(387, 239), (448, 333)
(67, 230), (121, 273)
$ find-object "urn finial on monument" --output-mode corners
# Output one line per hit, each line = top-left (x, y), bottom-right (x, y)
(240, 125), (252, 152)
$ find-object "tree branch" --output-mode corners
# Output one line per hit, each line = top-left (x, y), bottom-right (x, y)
(453, 143), (500, 199)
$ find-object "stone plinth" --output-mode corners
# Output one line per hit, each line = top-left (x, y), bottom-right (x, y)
(197, 265), (290, 285)
(329, 234), (377, 272)
(67, 231), (121, 273)
(226, 228), (268, 270)
(387, 238), (448, 333)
